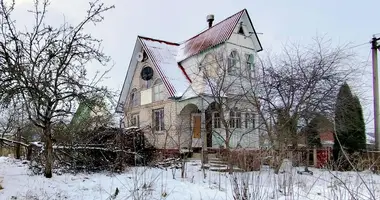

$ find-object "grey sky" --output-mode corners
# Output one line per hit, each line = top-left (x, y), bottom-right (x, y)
(12, 0), (379, 130)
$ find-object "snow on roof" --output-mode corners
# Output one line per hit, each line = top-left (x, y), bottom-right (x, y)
(139, 37), (191, 97)
(176, 9), (245, 62)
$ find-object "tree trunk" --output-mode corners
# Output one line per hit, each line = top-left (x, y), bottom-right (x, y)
(44, 128), (53, 178)
(226, 147), (233, 174)
(26, 144), (33, 161)
(15, 128), (21, 159)
(0, 140), (3, 156)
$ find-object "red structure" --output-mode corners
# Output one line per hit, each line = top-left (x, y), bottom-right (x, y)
(316, 147), (332, 168)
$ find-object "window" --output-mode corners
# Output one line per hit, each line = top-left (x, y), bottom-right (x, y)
(130, 114), (140, 127)
(230, 110), (242, 128)
(145, 79), (152, 89)
(238, 26), (245, 35)
(213, 112), (221, 128)
(153, 108), (165, 132)
(245, 113), (255, 129)
(130, 88), (139, 107)
(153, 79), (165, 101)
(245, 54), (254, 72)
(228, 51), (240, 74)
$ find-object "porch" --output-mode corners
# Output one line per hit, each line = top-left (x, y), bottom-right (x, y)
(174, 96), (259, 150)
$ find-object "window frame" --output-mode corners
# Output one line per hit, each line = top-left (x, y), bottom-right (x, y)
(153, 108), (165, 133)
(228, 50), (240, 75)
(213, 112), (221, 129)
(152, 78), (165, 102)
(130, 88), (139, 107)
(245, 54), (254, 72)
(244, 112), (255, 129)
(229, 109), (242, 129)
(130, 113), (140, 127)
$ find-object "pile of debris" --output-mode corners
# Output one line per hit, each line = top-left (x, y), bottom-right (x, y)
(153, 157), (183, 169)
(29, 126), (156, 174)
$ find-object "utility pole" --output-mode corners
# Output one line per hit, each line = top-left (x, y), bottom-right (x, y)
(371, 36), (380, 151)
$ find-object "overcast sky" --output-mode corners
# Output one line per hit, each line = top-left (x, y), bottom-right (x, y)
(11, 0), (380, 131)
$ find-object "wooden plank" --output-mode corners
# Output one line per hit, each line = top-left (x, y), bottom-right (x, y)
(193, 115), (201, 138)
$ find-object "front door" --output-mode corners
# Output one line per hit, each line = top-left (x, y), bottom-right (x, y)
(191, 114), (202, 147)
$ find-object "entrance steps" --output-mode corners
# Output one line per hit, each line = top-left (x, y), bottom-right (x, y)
(192, 153), (244, 172)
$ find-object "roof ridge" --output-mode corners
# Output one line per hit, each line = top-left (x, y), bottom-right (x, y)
(178, 9), (246, 44)
(138, 35), (179, 46)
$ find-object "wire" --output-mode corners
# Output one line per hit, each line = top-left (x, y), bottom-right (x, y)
(347, 42), (370, 50)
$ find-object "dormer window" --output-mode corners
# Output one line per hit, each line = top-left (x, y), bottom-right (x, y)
(228, 50), (240, 74)
(153, 78), (165, 101)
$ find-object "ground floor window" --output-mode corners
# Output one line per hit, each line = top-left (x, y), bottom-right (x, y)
(130, 113), (140, 127)
(213, 112), (221, 128)
(244, 113), (255, 129)
(153, 108), (165, 132)
(230, 110), (242, 128)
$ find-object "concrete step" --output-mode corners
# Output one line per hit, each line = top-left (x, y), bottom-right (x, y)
(209, 166), (245, 173)
(209, 163), (227, 168)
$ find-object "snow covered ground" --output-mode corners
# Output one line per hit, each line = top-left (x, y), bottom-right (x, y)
(0, 156), (380, 200)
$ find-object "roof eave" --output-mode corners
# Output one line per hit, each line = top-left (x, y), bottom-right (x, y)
(115, 38), (140, 113)
(243, 9), (263, 52)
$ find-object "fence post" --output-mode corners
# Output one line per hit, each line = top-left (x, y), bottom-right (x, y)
(313, 148), (317, 167)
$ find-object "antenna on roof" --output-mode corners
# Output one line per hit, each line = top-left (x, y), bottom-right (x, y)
(206, 14), (214, 28)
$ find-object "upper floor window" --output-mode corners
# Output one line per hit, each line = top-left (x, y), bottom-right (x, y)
(228, 50), (240, 74)
(130, 88), (140, 107)
(245, 54), (254, 72)
(144, 79), (152, 89)
(238, 25), (245, 35)
(230, 110), (242, 128)
(153, 78), (165, 101)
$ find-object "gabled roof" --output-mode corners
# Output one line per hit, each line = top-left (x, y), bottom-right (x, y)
(138, 36), (191, 97)
(176, 9), (263, 62)
(116, 9), (263, 113)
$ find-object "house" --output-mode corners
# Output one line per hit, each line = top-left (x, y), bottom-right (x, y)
(116, 9), (263, 151)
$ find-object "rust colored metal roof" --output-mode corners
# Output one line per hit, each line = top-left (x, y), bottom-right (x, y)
(176, 9), (245, 62)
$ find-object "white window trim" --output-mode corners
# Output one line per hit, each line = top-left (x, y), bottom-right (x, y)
(229, 110), (242, 129)
(228, 50), (240, 75)
(152, 78), (165, 102)
(244, 112), (255, 129)
(245, 54), (254, 71)
(212, 111), (221, 129)
(130, 88), (139, 107)
(130, 113), (140, 127)
(153, 108), (165, 133)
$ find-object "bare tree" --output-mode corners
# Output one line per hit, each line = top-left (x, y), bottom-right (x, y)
(0, 0), (114, 177)
(241, 36), (359, 172)
(188, 46), (261, 174)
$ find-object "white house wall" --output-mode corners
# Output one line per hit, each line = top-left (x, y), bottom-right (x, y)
(227, 11), (261, 51)
(124, 50), (182, 149)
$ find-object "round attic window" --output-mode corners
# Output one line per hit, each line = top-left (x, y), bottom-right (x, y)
(141, 66), (154, 81)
